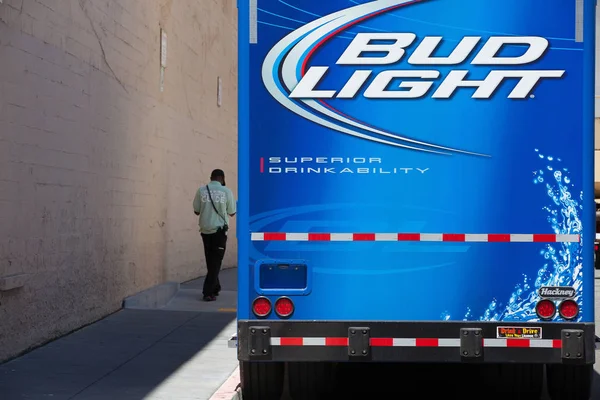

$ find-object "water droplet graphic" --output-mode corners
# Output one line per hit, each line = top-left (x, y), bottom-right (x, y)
(445, 152), (582, 322)
(554, 171), (562, 180)
(463, 307), (472, 321)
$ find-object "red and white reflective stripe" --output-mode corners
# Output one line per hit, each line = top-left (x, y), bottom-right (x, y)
(251, 233), (580, 243)
(271, 337), (349, 346)
(270, 337), (562, 349)
(369, 338), (460, 347)
(484, 339), (562, 349)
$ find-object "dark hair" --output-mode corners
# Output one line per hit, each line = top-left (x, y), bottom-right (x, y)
(210, 169), (225, 180)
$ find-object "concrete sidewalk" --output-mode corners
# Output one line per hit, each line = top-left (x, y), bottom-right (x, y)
(0, 269), (239, 400)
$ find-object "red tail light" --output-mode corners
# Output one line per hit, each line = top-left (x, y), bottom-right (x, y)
(558, 299), (579, 320)
(274, 297), (294, 318)
(252, 297), (271, 318)
(536, 299), (556, 320)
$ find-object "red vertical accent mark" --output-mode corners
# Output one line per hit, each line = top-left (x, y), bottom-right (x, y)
(354, 233), (376, 241)
(534, 234), (556, 243)
(506, 339), (530, 348)
(443, 234), (465, 242)
(416, 338), (439, 347)
(280, 337), (303, 346)
(488, 234), (511, 242)
(552, 340), (562, 349)
(326, 337), (349, 346)
(370, 338), (394, 347)
(397, 233), (421, 241)
(264, 233), (287, 241)
(308, 233), (331, 241)
(260, 157), (264, 173)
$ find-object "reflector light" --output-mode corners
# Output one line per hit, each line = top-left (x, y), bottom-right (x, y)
(535, 299), (556, 319)
(274, 297), (294, 318)
(558, 299), (579, 320)
(252, 297), (271, 318)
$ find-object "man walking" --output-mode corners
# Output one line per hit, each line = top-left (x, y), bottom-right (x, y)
(193, 169), (236, 301)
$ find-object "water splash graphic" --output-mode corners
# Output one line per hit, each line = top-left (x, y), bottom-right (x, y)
(441, 150), (583, 322)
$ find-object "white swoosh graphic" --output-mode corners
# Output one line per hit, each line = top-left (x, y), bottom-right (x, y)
(261, 0), (489, 157)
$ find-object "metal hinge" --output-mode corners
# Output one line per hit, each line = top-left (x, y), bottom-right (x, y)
(248, 326), (272, 358)
(460, 328), (484, 360)
(561, 329), (585, 360)
(249, 0), (257, 44)
(575, 0), (584, 42)
(348, 327), (371, 357)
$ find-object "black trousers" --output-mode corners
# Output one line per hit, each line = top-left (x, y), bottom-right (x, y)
(201, 229), (227, 297)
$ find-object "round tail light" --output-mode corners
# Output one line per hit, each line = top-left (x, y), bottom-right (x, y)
(252, 297), (271, 318)
(536, 299), (556, 320)
(274, 297), (294, 318)
(558, 299), (579, 320)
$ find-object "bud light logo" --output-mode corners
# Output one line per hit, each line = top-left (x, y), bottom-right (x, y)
(289, 34), (562, 100)
(261, 0), (565, 156)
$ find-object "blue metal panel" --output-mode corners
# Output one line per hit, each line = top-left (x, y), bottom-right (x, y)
(238, 0), (596, 323)
(237, 0), (251, 319)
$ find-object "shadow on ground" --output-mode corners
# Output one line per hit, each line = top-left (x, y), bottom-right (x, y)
(0, 268), (238, 400)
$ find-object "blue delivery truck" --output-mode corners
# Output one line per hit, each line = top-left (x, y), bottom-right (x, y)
(235, 0), (596, 399)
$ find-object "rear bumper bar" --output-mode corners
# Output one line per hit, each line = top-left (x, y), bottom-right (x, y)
(237, 320), (596, 364)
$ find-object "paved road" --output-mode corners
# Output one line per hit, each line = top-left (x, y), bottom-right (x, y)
(0, 269), (239, 400)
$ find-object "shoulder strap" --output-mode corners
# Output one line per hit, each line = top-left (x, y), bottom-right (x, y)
(206, 185), (227, 225)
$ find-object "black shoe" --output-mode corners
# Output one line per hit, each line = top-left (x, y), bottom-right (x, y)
(203, 295), (216, 302)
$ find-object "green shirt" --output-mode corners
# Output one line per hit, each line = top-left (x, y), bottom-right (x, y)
(193, 181), (236, 234)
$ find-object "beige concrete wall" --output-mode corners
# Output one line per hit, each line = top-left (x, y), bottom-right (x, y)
(0, 0), (238, 361)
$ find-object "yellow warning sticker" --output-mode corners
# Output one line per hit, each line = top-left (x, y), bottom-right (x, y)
(497, 326), (542, 339)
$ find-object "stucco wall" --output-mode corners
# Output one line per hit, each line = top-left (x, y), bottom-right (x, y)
(0, 0), (238, 361)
